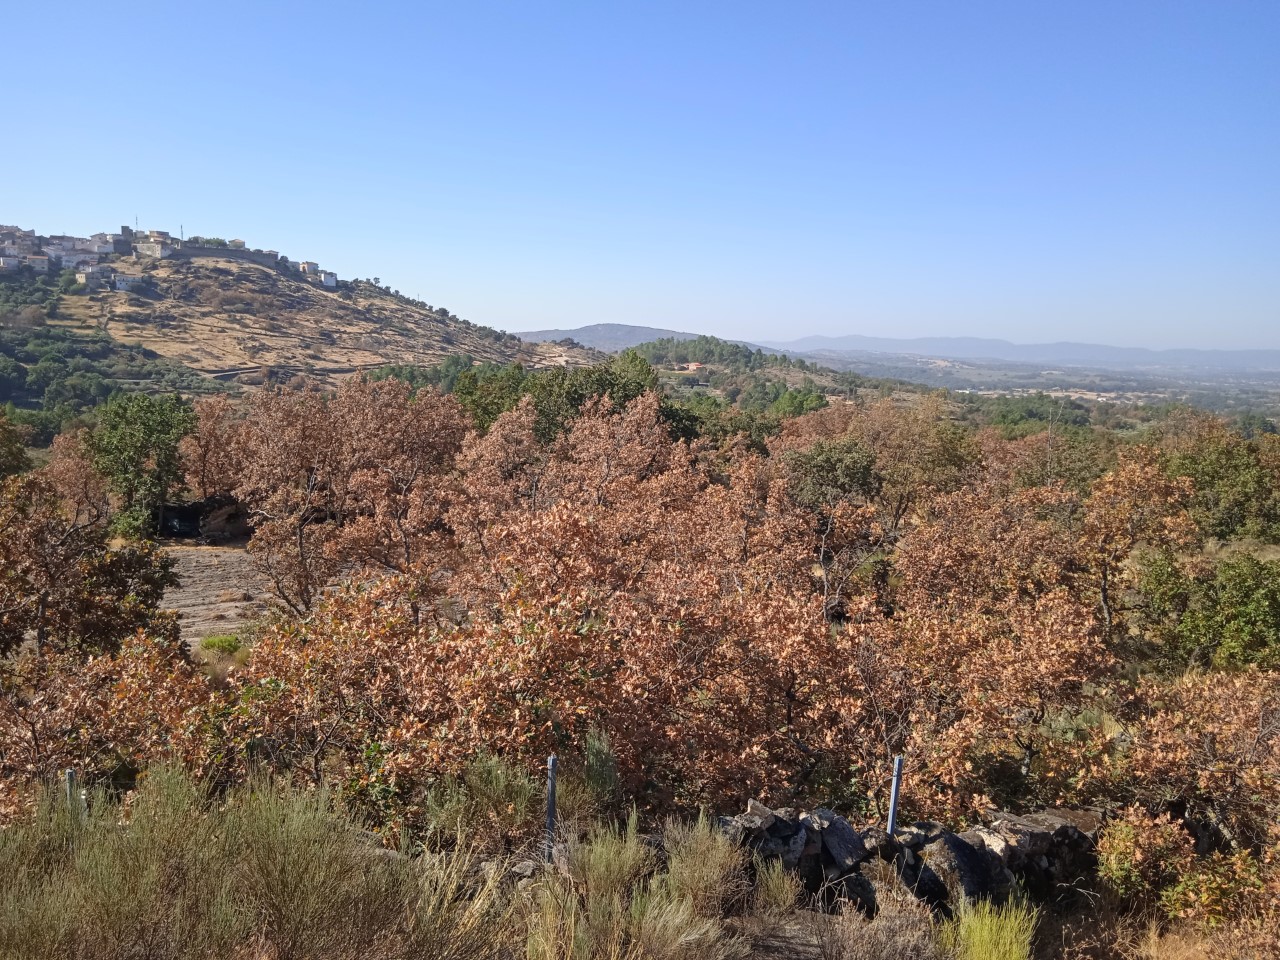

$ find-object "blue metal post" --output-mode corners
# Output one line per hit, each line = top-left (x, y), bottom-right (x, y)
(886, 755), (905, 836)
(544, 755), (558, 862)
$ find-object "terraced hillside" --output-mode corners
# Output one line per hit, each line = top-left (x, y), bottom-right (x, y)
(53, 255), (597, 388)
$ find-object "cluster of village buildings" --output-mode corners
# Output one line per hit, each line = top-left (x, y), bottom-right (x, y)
(0, 225), (339, 293)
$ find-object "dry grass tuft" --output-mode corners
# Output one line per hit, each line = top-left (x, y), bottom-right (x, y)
(816, 886), (941, 960)
(751, 856), (803, 921)
(661, 812), (749, 917)
(941, 898), (1038, 960)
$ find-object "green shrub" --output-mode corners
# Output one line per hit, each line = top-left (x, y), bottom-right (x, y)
(567, 809), (656, 903)
(583, 728), (620, 808)
(200, 633), (241, 656)
(1159, 851), (1266, 929)
(1097, 807), (1195, 908)
(422, 754), (541, 848)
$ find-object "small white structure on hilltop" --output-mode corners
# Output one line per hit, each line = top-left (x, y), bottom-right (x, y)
(229, 239), (246, 249)
(300, 261), (319, 275)
(321, 271), (337, 288)
(135, 241), (173, 259)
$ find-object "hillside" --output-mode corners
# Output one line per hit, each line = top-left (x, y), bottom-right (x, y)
(524, 324), (1280, 416)
(50, 255), (597, 388)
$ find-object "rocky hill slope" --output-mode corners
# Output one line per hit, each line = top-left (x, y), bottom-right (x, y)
(55, 255), (598, 388)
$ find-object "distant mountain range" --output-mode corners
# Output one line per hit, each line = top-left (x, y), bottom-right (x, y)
(514, 324), (1280, 374)
(757, 335), (1280, 373)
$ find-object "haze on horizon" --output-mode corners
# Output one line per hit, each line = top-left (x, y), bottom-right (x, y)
(6, 1), (1278, 351)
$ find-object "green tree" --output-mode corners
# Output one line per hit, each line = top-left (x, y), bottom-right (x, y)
(87, 393), (196, 535)
(1160, 413), (1280, 541)
(0, 411), (30, 478)
(1137, 552), (1280, 669)
(0, 356), (25, 402)
(784, 436), (878, 511)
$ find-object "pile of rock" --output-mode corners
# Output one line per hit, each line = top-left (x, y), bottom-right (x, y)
(718, 800), (1099, 917)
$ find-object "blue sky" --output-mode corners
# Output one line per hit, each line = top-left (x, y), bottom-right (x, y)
(5, 1), (1278, 348)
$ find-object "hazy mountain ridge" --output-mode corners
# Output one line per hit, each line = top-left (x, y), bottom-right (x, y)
(759, 334), (1280, 373)
(512, 323), (710, 352)
(511, 323), (1280, 414)
(515, 323), (1280, 374)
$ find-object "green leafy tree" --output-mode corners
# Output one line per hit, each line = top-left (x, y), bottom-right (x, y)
(1137, 552), (1280, 669)
(86, 393), (196, 535)
(1160, 412), (1280, 541)
(784, 436), (878, 511)
(0, 357), (25, 402)
(0, 412), (30, 478)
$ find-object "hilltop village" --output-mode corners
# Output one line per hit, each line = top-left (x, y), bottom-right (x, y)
(0, 224), (339, 292)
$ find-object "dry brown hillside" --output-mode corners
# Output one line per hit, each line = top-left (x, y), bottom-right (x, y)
(56, 254), (598, 388)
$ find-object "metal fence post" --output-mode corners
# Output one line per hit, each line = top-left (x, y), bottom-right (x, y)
(65, 768), (85, 821)
(886, 755), (905, 836)
(544, 754), (558, 863)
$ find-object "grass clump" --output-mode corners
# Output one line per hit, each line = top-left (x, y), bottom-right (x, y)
(524, 879), (744, 960)
(422, 754), (541, 849)
(660, 812), (748, 917)
(750, 855), (802, 920)
(566, 809), (656, 902)
(940, 898), (1038, 960)
(527, 809), (747, 959)
(583, 728), (620, 807)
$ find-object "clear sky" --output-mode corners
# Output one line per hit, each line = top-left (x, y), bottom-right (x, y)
(5, 2), (1278, 349)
